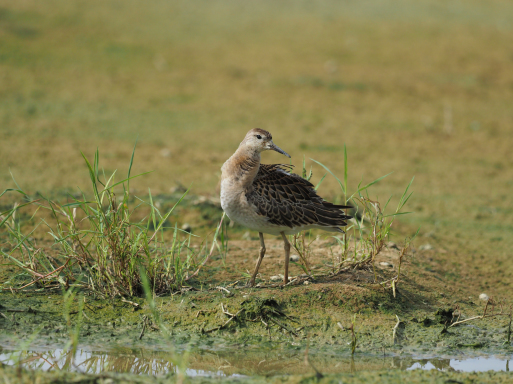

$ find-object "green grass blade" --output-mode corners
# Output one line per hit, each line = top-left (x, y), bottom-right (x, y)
(310, 158), (346, 194)
(102, 172), (154, 193)
(127, 138), (139, 193)
(349, 172), (393, 200)
(0, 188), (28, 199)
(8, 169), (27, 194)
(383, 211), (412, 218)
(314, 173), (328, 190)
(1, 249), (26, 268)
(396, 177), (415, 212)
(80, 151), (100, 200)
(153, 188), (190, 234)
(359, 172), (392, 192)
(148, 188), (157, 234)
(344, 144), (348, 203)
(383, 195), (393, 210)
(1, 201), (37, 227)
(103, 170), (117, 190)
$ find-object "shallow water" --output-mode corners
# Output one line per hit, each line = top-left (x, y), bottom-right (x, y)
(406, 357), (510, 372)
(0, 347), (510, 377)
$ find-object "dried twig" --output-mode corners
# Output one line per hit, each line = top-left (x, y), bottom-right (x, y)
(221, 303), (235, 317)
(450, 300), (512, 328)
(204, 309), (242, 334)
(284, 275), (312, 287)
(215, 286), (233, 296)
(380, 235), (416, 297)
(16, 259), (71, 291)
(450, 312), (511, 327)
(121, 298), (140, 309)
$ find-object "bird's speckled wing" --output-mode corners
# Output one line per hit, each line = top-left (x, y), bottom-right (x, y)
(246, 164), (352, 229)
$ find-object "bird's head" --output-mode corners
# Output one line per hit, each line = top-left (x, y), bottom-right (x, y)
(240, 128), (291, 158)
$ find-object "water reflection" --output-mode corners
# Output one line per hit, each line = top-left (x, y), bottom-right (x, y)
(393, 357), (453, 371)
(1, 348), (181, 376)
(0, 347), (510, 377)
(407, 357), (511, 373)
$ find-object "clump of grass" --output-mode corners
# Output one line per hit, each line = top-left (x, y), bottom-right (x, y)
(295, 145), (418, 285)
(381, 233), (419, 297)
(291, 231), (315, 275)
(0, 145), (224, 297)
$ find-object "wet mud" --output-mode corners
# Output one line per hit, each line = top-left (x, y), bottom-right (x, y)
(1, 275), (512, 383)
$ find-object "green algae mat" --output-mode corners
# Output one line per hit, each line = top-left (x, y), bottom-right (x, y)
(1, 285), (512, 382)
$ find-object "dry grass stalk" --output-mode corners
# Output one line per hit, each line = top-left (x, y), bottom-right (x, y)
(449, 298), (512, 328)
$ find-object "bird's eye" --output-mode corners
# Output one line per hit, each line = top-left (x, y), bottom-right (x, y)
(256, 135), (262, 139)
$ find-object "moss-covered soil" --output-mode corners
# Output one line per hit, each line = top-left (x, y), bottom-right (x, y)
(1, 243), (512, 381)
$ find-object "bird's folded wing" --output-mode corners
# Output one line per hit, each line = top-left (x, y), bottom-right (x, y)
(246, 164), (351, 228)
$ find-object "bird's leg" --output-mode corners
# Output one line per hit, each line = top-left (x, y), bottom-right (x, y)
(281, 232), (290, 285)
(248, 232), (266, 287)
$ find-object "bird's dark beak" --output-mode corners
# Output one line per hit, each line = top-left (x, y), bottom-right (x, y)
(269, 142), (291, 158)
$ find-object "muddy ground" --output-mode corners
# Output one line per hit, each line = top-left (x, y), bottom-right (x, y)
(1, 0), (512, 295)
(1, 231), (513, 382)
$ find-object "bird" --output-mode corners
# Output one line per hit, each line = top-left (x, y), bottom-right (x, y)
(220, 128), (351, 287)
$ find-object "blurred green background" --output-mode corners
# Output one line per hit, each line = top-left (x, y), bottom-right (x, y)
(1, 0), (512, 292)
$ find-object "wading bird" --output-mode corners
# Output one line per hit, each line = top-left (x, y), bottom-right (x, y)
(220, 129), (351, 287)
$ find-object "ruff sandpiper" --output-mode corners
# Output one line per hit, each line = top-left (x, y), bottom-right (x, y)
(220, 129), (351, 287)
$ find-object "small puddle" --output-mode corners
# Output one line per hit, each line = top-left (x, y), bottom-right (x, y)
(0, 347), (510, 376)
(407, 357), (511, 372)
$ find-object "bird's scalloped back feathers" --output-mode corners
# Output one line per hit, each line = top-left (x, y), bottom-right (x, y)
(246, 164), (352, 229)
(254, 164), (294, 179)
